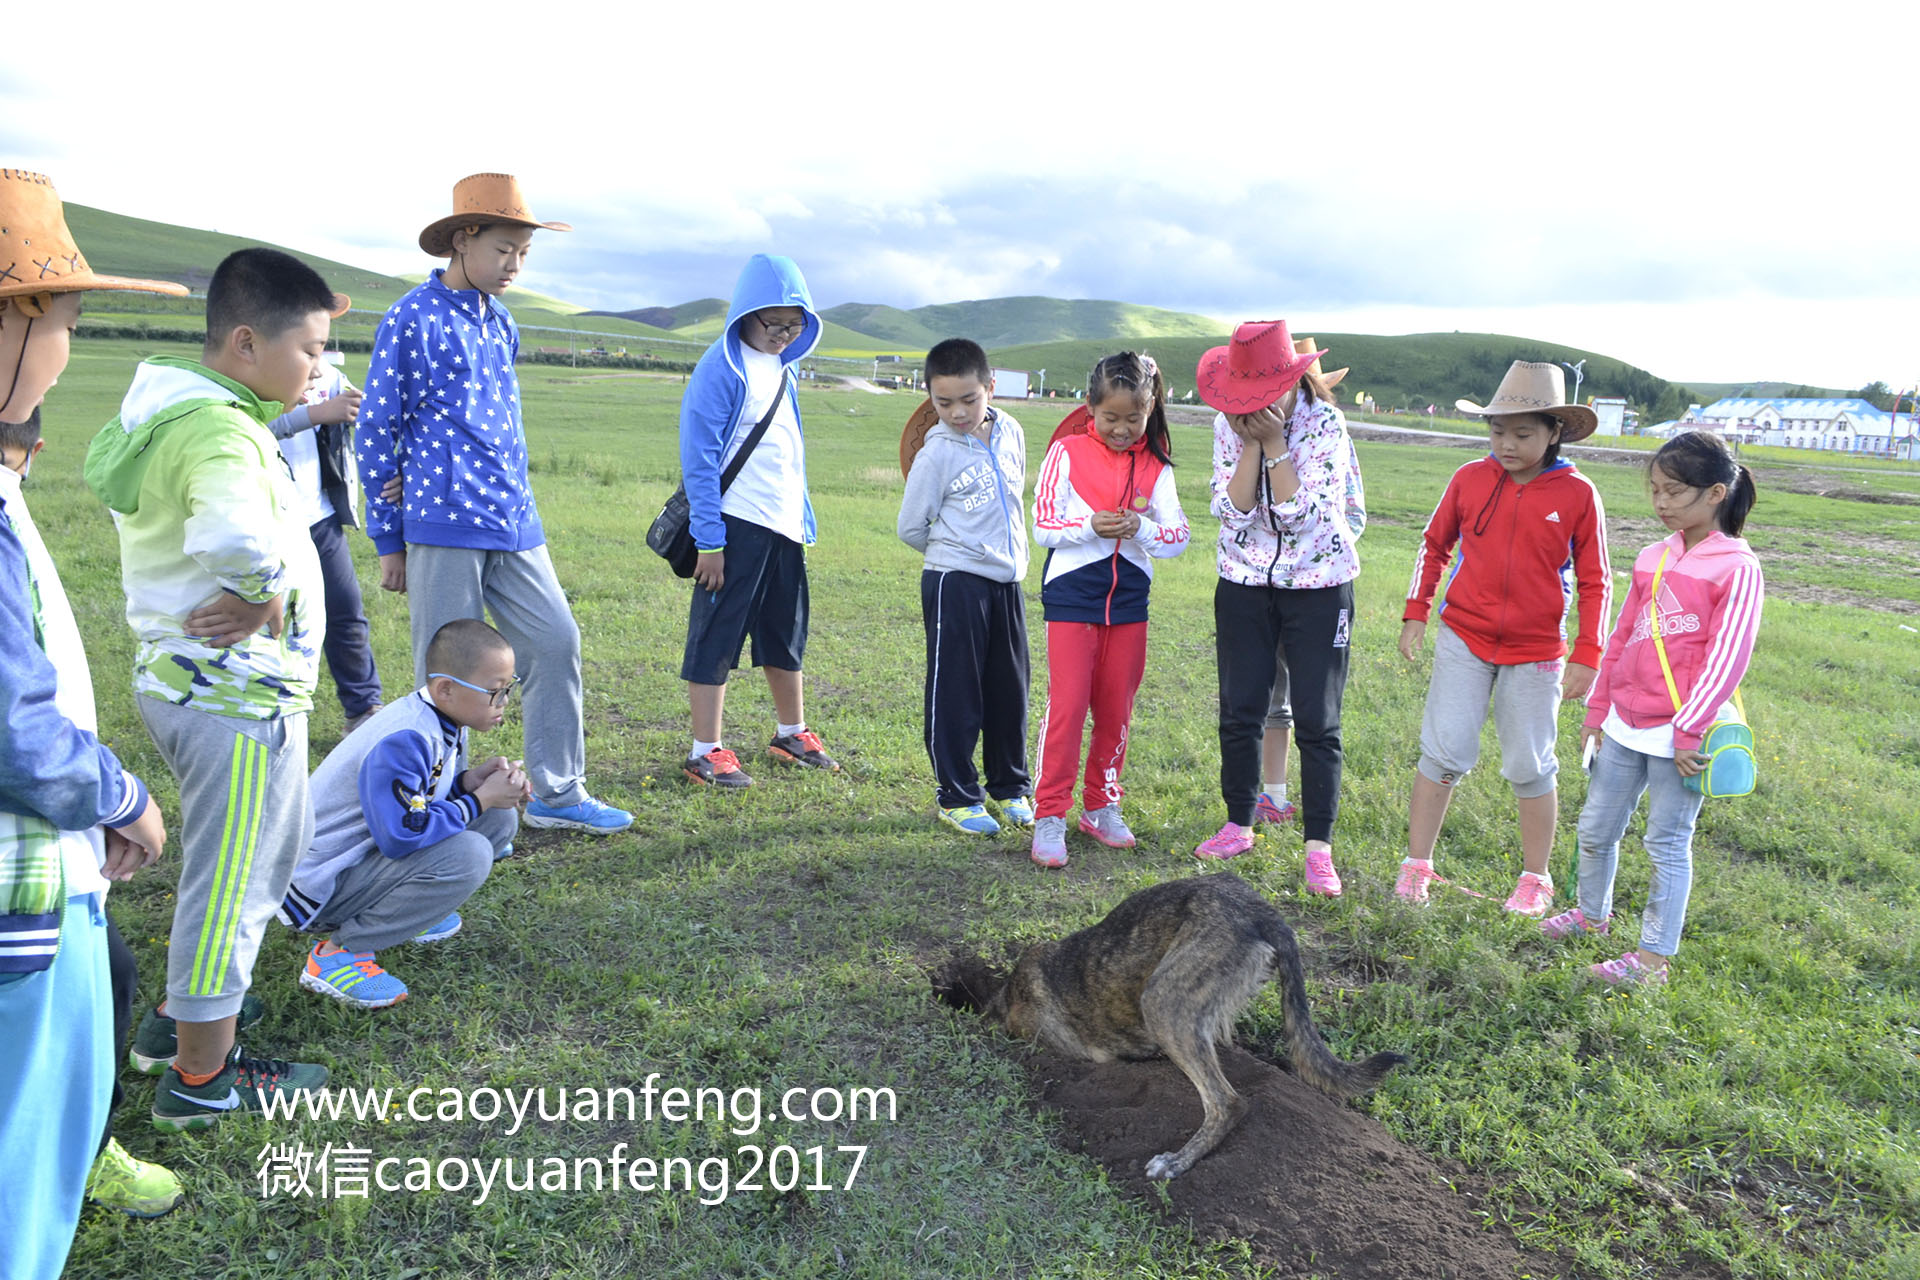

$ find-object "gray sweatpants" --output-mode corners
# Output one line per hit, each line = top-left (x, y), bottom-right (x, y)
(405, 543), (586, 807)
(311, 807), (516, 952)
(1417, 622), (1564, 798)
(139, 699), (311, 1023)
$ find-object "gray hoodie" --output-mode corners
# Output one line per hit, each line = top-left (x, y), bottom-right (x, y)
(897, 410), (1029, 583)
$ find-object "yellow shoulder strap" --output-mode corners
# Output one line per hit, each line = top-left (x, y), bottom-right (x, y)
(1647, 547), (1684, 713)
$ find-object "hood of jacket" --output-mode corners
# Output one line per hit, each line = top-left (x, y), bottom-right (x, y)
(721, 254), (821, 380)
(85, 356), (279, 515)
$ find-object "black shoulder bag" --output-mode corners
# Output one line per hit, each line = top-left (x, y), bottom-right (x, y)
(647, 370), (790, 577)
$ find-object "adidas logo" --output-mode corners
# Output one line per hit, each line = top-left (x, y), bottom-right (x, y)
(1545, 511), (1562, 523)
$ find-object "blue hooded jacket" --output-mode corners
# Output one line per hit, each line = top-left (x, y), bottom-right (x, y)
(678, 255), (821, 551)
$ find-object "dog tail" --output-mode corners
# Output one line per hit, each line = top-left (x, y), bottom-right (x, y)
(1262, 916), (1407, 1098)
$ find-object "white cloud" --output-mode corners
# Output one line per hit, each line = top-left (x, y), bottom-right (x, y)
(12, 0), (1918, 388)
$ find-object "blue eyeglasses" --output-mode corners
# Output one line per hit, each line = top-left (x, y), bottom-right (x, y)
(428, 672), (521, 707)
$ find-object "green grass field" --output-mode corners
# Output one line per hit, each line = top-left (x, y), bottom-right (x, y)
(37, 337), (1920, 1279)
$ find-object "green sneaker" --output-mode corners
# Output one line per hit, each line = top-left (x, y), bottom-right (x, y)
(129, 994), (266, 1076)
(151, 1043), (328, 1133)
(86, 1137), (184, 1217)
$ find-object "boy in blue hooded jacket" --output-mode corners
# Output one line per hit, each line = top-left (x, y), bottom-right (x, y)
(357, 174), (630, 834)
(678, 255), (838, 787)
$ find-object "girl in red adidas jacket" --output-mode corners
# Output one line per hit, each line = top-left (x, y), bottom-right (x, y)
(1027, 353), (1190, 869)
(1395, 364), (1610, 916)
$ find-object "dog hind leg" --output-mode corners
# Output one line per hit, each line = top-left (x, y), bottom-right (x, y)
(1139, 963), (1251, 1180)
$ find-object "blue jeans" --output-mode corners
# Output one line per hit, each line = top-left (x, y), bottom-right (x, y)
(310, 517), (383, 718)
(1576, 734), (1706, 956)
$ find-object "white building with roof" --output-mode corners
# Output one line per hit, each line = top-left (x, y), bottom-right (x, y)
(1683, 397), (1917, 458)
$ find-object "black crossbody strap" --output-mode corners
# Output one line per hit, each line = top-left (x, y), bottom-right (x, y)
(717, 368), (791, 496)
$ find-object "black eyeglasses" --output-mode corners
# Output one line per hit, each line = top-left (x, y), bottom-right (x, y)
(755, 314), (805, 339)
(428, 672), (521, 707)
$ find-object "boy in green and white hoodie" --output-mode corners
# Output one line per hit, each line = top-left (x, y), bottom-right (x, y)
(86, 248), (338, 1130)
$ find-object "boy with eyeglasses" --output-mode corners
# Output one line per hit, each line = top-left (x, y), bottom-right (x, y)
(278, 619), (527, 1008)
(677, 254), (839, 787)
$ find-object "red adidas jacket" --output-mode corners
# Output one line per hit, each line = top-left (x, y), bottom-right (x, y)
(1403, 456), (1611, 668)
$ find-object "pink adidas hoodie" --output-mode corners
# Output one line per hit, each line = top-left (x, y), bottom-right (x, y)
(1584, 530), (1764, 752)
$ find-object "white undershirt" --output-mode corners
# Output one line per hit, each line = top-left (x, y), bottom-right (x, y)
(721, 346), (807, 543)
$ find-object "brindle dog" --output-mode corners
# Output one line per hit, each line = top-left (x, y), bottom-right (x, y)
(936, 873), (1405, 1179)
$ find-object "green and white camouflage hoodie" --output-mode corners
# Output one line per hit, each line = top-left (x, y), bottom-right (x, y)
(85, 355), (325, 718)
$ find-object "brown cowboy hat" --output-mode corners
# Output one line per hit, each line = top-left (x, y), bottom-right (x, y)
(1295, 336), (1348, 391)
(0, 170), (187, 302)
(418, 173), (572, 257)
(1455, 360), (1598, 443)
(899, 399), (942, 477)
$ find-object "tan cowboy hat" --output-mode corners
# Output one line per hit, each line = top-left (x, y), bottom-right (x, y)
(1456, 360), (1598, 442)
(0, 170), (187, 302)
(418, 173), (572, 257)
(899, 399), (941, 478)
(1295, 337), (1348, 391)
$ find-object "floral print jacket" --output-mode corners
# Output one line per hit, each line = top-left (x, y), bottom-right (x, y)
(1208, 396), (1365, 590)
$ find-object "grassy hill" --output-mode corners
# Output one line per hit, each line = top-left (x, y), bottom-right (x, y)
(991, 331), (1708, 420)
(585, 298), (729, 330)
(825, 296), (1224, 349)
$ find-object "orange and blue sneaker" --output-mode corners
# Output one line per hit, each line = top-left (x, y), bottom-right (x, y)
(1253, 794), (1298, 824)
(300, 943), (409, 1009)
(769, 729), (840, 772)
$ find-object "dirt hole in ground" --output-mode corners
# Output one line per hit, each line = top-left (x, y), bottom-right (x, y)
(932, 953), (1561, 1280)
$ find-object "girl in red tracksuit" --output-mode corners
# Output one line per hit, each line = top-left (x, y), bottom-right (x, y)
(1396, 363), (1610, 916)
(1028, 352), (1190, 868)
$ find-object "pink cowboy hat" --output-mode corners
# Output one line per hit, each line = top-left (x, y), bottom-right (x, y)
(1196, 320), (1328, 415)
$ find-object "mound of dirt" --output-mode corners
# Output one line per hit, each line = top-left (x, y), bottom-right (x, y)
(1020, 1042), (1559, 1280)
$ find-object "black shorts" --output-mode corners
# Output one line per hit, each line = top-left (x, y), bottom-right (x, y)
(679, 515), (810, 685)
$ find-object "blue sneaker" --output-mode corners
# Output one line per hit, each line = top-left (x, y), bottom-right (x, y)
(300, 943), (409, 1009)
(998, 796), (1036, 829)
(493, 841), (515, 862)
(938, 803), (1001, 836)
(524, 794), (633, 833)
(413, 912), (462, 944)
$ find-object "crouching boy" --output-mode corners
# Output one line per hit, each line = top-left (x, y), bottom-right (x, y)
(279, 619), (526, 1008)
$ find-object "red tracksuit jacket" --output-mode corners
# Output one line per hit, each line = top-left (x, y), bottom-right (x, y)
(1403, 456), (1611, 668)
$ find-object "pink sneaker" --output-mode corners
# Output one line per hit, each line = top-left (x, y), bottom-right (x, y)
(1252, 794), (1298, 824)
(1539, 906), (1607, 940)
(1502, 871), (1555, 918)
(1393, 858), (1440, 903)
(1591, 951), (1668, 987)
(1304, 849), (1342, 897)
(1193, 822), (1254, 860)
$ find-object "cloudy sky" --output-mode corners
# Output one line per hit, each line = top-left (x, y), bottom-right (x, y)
(5, 0), (1914, 390)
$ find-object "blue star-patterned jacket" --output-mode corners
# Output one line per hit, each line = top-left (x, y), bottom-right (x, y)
(356, 270), (545, 556)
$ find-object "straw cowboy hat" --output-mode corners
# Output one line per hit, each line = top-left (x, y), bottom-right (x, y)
(1197, 320), (1328, 414)
(0, 170), (187, 304)
(1455, 360), (1598, 442)
(1295, 337), (1348, 391)
(418, 173), (572, 257)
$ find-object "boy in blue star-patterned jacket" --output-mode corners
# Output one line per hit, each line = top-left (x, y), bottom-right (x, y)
(357, 173), (630, 834)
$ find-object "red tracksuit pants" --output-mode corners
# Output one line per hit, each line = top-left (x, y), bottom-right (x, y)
(1033, 620), (1149, 820)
